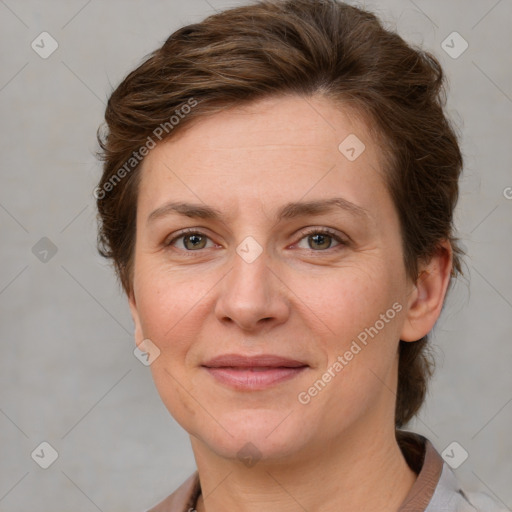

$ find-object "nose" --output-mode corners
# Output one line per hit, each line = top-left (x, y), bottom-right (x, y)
(214, 242), (290, 332)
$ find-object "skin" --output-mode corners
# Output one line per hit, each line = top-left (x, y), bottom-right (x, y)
(128, 94), (453, 512)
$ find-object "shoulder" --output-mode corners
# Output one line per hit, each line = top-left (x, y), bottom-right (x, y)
(427, 446), (507, 511)
(430, 463), (507, 512)
(397, 430), (506, 512)
(433, 461), (507, 512)
(461, 490), (509, 512)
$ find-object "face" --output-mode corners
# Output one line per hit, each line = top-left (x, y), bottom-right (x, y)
(129, 94), (418, 463)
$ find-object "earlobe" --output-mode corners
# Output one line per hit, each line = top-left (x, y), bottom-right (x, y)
(128, 291), (145, 347)
(400, 241), (453, 342)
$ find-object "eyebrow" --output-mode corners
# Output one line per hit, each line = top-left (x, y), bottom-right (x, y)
(147, 197), (371, 225)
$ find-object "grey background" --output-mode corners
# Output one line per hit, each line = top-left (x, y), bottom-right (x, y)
(0, 0), (511, 510)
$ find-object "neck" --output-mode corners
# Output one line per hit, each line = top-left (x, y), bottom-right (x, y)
(192, 422), (417, 512)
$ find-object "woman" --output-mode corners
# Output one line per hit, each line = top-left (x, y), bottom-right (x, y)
(95, 1), (505, 510)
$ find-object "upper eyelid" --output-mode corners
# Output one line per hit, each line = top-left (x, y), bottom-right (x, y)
(166, 226), (347, 248)
(296, 227), (346, 242)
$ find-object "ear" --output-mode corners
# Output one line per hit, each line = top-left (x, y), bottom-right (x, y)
(128, 290), (145, 348)
(400, 240), (453, 342)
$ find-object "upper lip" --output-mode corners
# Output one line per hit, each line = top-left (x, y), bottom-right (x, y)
(202, 354), (308, 368)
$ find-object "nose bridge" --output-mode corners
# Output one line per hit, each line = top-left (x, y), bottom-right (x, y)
(215, 236), (288, 330)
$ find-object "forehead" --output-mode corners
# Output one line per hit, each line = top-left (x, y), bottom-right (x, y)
(137, 94), (391, 224)
(150, 94), (375, 160)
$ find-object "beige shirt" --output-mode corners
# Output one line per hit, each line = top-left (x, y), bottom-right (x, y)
(144, 431), (505, 512)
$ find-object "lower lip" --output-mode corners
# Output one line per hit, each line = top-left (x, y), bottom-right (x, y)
(203, 366), (308, 390)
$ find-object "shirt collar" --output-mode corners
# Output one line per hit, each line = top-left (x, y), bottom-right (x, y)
(396, 430), (444, 511)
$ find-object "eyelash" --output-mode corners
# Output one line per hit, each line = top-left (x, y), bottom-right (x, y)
(165, 227), (348, 254)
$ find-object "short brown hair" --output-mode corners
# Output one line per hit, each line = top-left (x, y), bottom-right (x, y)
(96, 0), (465, 428)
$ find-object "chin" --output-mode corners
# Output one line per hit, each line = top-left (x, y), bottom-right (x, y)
(189, 408), (313, 463)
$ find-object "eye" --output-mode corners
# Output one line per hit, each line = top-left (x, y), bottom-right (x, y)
(165, 227), (348, 254)
(166, 229), (215, 251)
(295, 228), (347, 251)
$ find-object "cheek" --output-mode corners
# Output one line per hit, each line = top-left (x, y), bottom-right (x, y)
(135, 263), (210, 345)
(297, 262), (403, 394)
(135, 272), (209, 432)
(292, 262), (401, 343)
